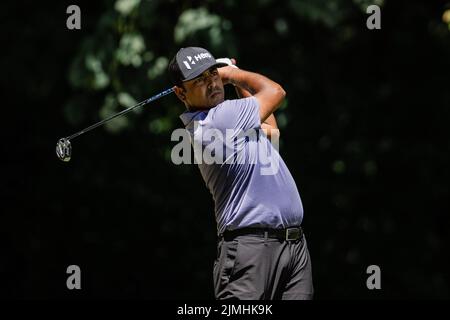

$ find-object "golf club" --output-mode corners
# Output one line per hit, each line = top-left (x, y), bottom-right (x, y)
(56, 87), (174, 162)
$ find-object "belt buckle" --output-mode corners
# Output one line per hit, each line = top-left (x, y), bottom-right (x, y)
(285, 227), (300, 241)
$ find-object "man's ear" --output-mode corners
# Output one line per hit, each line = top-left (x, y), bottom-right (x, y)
(173, 85), (187, 102)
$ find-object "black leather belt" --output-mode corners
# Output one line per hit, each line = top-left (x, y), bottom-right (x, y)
(221, 226), (303, 241)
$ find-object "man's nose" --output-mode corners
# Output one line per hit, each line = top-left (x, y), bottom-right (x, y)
(206, 74), (217, 88)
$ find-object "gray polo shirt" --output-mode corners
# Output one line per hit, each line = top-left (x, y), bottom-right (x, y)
(180, 97), (303, 235)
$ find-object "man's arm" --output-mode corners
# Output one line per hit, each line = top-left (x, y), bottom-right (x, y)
(220, 59), (281, 139)
(219, 66), (286, 124)
(234, 83), (280, 140)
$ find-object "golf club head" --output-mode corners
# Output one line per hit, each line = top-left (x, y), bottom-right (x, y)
(56, 138), (72, 162)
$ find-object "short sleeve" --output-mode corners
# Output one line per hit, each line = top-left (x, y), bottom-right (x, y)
(208, 97), (260, 132)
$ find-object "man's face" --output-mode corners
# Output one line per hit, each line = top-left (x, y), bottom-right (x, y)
(178, 68), (225, 110)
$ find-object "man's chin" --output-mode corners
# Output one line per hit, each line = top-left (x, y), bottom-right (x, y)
(209, 93), (225, 107)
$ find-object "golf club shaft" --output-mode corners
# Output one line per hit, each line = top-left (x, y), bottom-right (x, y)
(66, 87), (174, 141)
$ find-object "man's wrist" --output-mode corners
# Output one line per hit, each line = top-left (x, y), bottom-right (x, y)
(227, 67), (239, 86)
(219, 66), (239, 86)
(217, 58), (239, 86)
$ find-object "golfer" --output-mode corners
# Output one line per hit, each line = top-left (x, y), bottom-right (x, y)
(168, 47), (313, 300)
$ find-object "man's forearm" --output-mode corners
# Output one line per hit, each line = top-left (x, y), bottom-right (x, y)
(233, 77), (279, 139)
(234, 86), (251, 99)
(220, 66), (285, 123)
(222, 68), (277, 96)
(234, 81), (278, 126)
(262, 114), (278, 129)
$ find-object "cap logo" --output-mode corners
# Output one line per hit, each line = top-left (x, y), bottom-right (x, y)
(182, 52), (212, 70)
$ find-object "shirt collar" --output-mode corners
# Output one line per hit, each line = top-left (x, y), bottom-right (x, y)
(179, 110), (207, 127)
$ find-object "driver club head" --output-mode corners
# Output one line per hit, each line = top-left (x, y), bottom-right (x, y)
(56, 138), (72, 162)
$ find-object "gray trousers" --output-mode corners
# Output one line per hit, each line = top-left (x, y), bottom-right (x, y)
(213, 233), (313, 300)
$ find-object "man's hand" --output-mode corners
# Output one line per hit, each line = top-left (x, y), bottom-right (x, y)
(216, 57), (238, 68)
(261, 116), (280, 140)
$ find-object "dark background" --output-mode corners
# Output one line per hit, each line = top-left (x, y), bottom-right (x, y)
(2, 0), (449, 299)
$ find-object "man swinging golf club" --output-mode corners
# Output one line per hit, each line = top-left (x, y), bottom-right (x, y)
(169, 47), (313, 300)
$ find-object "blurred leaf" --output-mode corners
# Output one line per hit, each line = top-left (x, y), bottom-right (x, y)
(353, 0), (384, 12)
(277, 113), (288, 129)
(69, 44), (111, 90)
(149, 117), (172, 134)
(115, 0), (141, 16)
(174, 8), (224, 44)
(117, 92), (137, 108)
(147, 57), (169, 80)
(332, 160), (346, 174)
(443, 9), (450, 28)
(116, 33), (146, 67)
(288, 0), (350, 28)
(274, 18), (289, 35)
(100, 93), (129, 133)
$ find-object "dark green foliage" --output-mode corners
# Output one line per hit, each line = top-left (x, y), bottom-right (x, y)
(2, 0), (450, 299)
